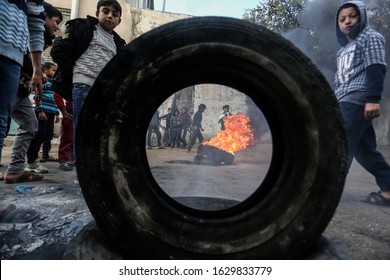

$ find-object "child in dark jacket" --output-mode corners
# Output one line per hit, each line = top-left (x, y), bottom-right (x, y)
(50, 0), (126, 183)
(179, 106), (192, 148)
(50, 0), (126, 148)
(170, 109), (183, 148)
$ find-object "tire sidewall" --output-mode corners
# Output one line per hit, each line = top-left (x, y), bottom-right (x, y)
(76, 17), (347, 259)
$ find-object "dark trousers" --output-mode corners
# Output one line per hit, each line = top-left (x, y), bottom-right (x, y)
(27, 112), (54, 164)
(340, 102), (390, 192)
(187, 128), (203, 150)
(147, 124), (162, 147)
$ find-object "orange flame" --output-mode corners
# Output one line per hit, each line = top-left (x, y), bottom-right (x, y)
(203, 113), (256, 154)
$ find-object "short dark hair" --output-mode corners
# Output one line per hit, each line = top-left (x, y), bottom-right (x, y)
(199, 104), (206, 110)
(97, 0), (122, 16)
(43, 61), (56, 71)
(223, 105), (229, 110)
(340, 3), (358, 10)
(339, 3), (360, 17)
(44, 2), (63, 22)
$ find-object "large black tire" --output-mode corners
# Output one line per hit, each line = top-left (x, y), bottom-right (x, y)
(194, 144), (235, 165)
(76, 17), (347, 259)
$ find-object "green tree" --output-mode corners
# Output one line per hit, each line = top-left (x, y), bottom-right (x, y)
(243, 0), (308, 34)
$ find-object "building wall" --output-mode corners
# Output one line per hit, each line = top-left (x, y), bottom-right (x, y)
(48, 0), (71, 9)
(130, 8), (191, 39)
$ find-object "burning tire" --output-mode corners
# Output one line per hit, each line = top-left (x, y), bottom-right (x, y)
(76, 17), (347, 259)
(194, 144), (235, 165)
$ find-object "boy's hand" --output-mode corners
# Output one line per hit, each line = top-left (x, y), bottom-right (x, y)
(38, 111), (48, 121)
(63, 110), (73, 120)
(30, 75), (42, 103)
(364, 103), (380, 120)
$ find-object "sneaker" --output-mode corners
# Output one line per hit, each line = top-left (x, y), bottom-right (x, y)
(147, 146), (152, 149)
(158, 146), (165, 149)
(25, 161), (48, 173)
(59, 163), (73, 171)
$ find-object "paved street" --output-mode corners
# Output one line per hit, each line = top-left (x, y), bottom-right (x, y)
(0, 137), (389, 259)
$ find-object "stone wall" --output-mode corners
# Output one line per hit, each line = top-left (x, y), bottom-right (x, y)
(130, 8), (191, 39)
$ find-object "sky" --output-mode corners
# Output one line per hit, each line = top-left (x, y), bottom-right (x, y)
(153, 0), (260, 19)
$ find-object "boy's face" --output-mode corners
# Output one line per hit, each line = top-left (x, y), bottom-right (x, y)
(45, 15), (61, 37)
(96, 5), (121, 32)
(338, 6), (360, 37)
(44, 65), (57, 79)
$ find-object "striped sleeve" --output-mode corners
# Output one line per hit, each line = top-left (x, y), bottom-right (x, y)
(26, 0), (45, 52)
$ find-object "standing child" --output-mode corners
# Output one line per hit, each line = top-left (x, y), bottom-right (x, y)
(160, 108), (172, 147)
(147, 111), (164, 149)
(26, 62), (60, 173)
(187, 104), (206, 152)
(218, 104), (232, 130)
(50, 0), (126, 183)
(179, 106), (192, 148)
(334, 1), (390, 205)
(170, 109), (182, 148)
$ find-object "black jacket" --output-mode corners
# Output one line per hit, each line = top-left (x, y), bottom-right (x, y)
(50, 16), (126, 99)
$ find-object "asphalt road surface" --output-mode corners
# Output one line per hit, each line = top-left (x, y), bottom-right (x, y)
(0, 138), (389, 259)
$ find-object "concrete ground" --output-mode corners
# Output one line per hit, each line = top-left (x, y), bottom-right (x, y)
(0, 137), (389, 260)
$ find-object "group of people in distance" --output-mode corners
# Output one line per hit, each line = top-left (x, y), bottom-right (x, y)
(147, 104), (233, 152)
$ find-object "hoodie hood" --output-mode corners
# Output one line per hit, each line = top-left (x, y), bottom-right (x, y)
(336, 1), (368, 46)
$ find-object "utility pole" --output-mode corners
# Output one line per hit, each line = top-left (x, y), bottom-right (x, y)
(162, 0), (166, 11)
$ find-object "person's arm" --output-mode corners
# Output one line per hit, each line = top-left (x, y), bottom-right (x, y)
(30, 51), (43, 102)
(54, 92), (65, 108)
(218, 113), (225, 123)
(27, 1), (45, 101)
(54, 93), (72, 120)
(364, 64), (387, 120)
(50, 21), (77, 69)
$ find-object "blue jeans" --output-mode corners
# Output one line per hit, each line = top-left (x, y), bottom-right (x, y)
(0, 56), (21, 164)
(340, 102), (390, 192)
(72, 83), (91, 158)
